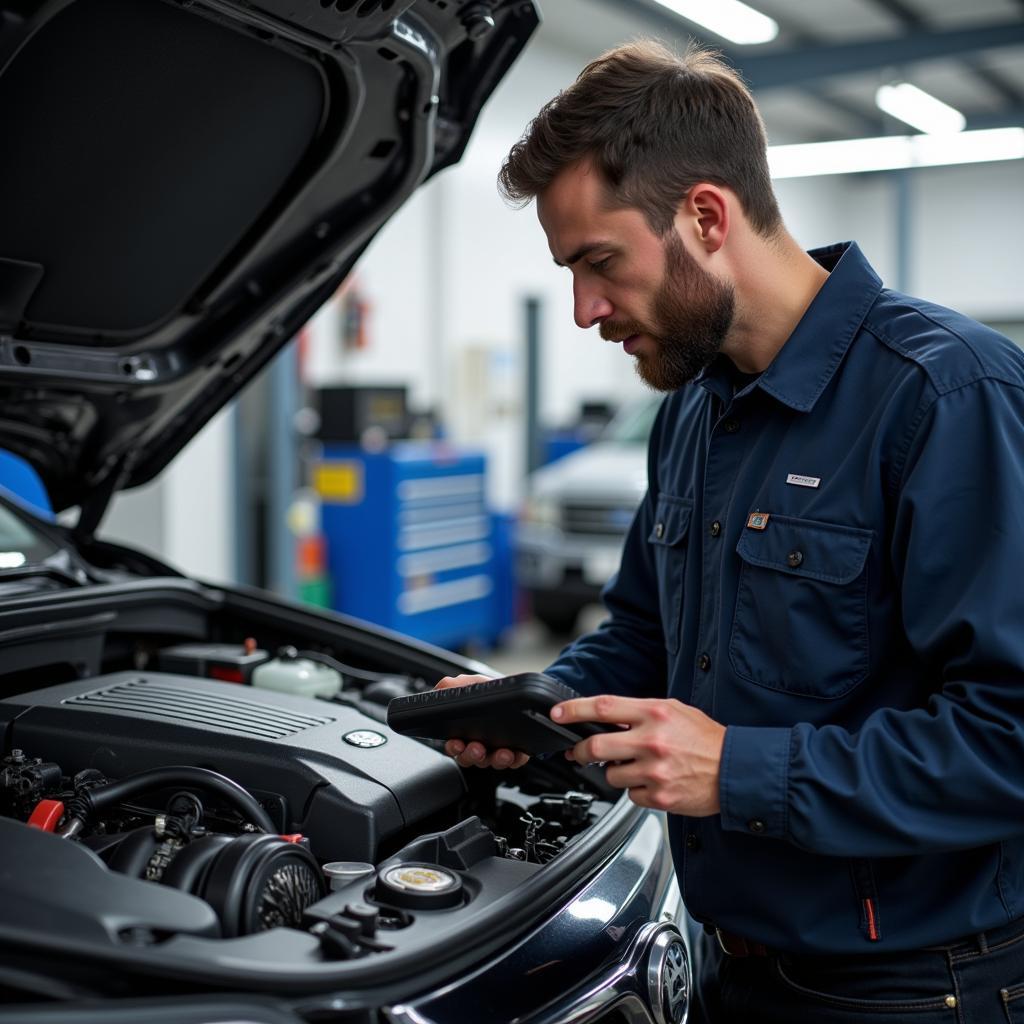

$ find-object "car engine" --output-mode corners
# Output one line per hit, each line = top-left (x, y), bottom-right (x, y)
(0, 646), (611, 953)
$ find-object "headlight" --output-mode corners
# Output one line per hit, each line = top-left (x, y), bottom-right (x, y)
(522, 496), (561, 528)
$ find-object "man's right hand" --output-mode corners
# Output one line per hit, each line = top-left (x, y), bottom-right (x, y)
(435, 674), (531, 770)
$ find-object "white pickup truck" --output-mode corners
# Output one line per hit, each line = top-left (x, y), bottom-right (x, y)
(516, 399), (661, 634)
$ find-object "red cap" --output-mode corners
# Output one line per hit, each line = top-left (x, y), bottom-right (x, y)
(27, 799), (65, 832)
(279, 833), (305, 844)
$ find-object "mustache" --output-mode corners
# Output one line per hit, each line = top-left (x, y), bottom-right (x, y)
(599, 320), (647, 342)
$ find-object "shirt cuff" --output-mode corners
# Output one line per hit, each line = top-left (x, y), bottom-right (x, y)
(719, 725), (793, 840)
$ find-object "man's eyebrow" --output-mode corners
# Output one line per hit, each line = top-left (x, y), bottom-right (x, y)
(552, 241), (614, 268)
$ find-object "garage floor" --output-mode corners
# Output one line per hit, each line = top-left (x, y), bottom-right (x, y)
(479, 605), (607, 677)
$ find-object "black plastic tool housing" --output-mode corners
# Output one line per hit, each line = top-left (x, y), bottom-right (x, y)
(386, 673), (619, 756)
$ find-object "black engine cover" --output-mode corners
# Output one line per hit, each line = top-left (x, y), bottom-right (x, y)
(1, 672), (465, 861)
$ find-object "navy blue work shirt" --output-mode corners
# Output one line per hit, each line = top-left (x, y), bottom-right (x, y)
(545, 241), (1024, 954)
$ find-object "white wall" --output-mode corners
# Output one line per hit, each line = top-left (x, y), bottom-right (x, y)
(775, 173), (898, 284)
(910, 160), (1024, 318)
(776, 159), (1024, 320)
(101, 407), (235, 584)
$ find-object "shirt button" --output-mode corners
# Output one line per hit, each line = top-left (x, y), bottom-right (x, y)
(723, 418), (740, 433)
(655, 522), (665, 539)
(698, 653), (711, 672)
(710, 520), (721, 537)
(787, 550), (804, 568)
(685, 834), (701, 851)
(748, 820), (766, 834)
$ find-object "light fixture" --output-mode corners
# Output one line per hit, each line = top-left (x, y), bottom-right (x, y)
(767, 127), (1024, 179)
(649, 0), (778, 45)
(876, 82), (966, 135)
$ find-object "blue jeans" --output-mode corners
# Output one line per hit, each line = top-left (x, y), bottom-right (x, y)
(693, 917), (1024, 1023)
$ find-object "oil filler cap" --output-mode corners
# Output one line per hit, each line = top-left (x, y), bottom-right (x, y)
(375, 862), (463, 909)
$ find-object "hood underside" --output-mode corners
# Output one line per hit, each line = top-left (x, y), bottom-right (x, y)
(0, 0), (537, 514)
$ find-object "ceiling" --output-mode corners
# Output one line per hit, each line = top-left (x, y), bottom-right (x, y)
(535, 0), (1024, 144)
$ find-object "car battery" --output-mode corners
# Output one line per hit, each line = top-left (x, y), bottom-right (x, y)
(156, 642), (270, 684)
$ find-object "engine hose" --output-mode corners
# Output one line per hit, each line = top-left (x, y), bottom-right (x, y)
(293, 648), (419, 688)
(80, 766), (275, 833)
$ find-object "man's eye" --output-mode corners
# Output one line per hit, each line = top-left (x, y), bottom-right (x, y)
(589, 257), (611, 273)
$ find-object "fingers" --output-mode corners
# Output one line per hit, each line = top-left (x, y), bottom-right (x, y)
(604, 761), (649, 790)
(570, 730), (641, 766)
(435, 675), (530, 770)
(435, 673), (491, 690)
(491, 749), (530, 770)
(443, 738), (528, 770)
(552, 694), (651, 726)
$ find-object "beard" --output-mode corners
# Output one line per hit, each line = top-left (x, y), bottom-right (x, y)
(599, 232), (735, 392)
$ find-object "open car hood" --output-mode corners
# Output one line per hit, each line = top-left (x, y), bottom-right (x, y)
(0, 0), (537, 516)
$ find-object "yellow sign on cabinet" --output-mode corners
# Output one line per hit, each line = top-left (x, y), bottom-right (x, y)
(314, 462), (364, 503)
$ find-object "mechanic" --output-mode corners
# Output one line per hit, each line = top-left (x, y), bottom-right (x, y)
(438, 40), (1024, 1022)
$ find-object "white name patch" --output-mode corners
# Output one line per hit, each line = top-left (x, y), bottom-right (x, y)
(786, 473), (821, 489)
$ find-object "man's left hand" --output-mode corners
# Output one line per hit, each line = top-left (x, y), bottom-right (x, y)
(552, 696), (726, 816)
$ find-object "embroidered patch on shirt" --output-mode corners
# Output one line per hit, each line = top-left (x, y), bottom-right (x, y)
(746, 512), (770, 530)
(786, 474), (821, 488)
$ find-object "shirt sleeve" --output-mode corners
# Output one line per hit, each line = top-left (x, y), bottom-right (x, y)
(543, 404), (670, 700)
(720, 378), (1024, 856)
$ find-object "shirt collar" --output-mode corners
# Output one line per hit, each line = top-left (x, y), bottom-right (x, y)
(698, 241), (883, 413)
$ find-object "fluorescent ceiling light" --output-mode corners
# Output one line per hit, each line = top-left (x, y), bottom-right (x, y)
(649, 0), (778, 45)
(876, 82), (966, 135)
(768, 127), (1024, 179)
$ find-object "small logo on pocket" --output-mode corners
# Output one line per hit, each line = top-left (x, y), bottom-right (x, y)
(746, 512), (770, 530)
(786, 473), (820, 488)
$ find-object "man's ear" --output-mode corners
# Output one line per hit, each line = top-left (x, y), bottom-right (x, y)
(676, 183), (729, 254)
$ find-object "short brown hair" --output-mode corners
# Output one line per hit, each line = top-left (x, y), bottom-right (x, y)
(498, 40), (781, 237)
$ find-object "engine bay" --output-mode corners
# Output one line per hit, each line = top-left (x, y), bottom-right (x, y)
(0, 592), (618, 995)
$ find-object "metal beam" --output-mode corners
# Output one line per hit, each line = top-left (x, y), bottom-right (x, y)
(601, 0), (1020, 138)
(268, 338), (298, 599)
(756, 15), (886, 136)
(605, 0), (886, 134)
(803, 91), (885, 137)
(732, 22), (1024, 91)
(864, 0), (925, 30)
(966, 62), (1024, 107)
(965, 107), (1024, 130)
(861, 0), (1024, 113)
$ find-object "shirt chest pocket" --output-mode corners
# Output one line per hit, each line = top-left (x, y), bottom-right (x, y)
(648, 495), (693, 655)
(729, 515), (873, 698)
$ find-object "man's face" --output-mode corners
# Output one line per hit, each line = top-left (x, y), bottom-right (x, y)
(538, 160), (734, 391)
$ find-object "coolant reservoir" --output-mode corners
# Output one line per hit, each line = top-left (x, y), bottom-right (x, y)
(251, 649), (341, 699)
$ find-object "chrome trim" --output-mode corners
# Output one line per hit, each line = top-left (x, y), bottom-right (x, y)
(383, 814), (690, 1024)
(524, 921), (690, 1024)
(646, 927), (690, 1024)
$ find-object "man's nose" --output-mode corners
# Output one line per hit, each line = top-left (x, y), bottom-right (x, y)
(573, 279), (613, 330)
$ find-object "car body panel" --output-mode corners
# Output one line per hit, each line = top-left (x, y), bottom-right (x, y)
(0, 0), (539, 513)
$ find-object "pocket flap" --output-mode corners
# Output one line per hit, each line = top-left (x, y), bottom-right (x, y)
(648, 495), (693, 547)
(736, 514), (871, 584)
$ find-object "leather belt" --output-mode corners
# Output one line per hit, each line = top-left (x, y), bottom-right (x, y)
(715, 927), (771, 957)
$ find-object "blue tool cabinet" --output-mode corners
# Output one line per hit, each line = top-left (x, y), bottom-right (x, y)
(317, 442), (495, 649)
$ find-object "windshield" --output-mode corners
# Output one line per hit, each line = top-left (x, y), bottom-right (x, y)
(0, 500), (61, 568)
(603, 399), (662, 445)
